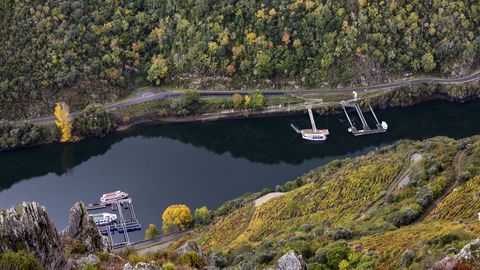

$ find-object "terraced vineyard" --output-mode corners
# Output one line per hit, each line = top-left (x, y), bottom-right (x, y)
(181, 136), (480, 269)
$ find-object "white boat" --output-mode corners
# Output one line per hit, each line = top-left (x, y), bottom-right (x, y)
(291, 106), (329, 141)
(90, 213), (117, 226)
(100, 191), (128, 203)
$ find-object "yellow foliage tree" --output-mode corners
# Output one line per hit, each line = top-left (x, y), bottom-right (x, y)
(54, 102), (72, 142)
(244, 95), (251, 109)
(162, 204), (192, 233)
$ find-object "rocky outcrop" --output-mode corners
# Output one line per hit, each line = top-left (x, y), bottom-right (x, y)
(0, 202), (67, 269)
(61, 202), (111, 253)
(176, 240), (203, 256)
(123, 262), (162, 270)
(432, 238), (480, 270)
(276, 250), (307, 270)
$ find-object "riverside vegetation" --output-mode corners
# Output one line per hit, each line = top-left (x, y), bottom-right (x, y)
(4, 136), (480, 269)
(1, 0), (480, 118)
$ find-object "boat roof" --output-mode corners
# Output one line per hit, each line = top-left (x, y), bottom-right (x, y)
(301, 129), (330, 135)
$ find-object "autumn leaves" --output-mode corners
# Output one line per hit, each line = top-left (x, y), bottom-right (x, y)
(54, 102), (72, 142)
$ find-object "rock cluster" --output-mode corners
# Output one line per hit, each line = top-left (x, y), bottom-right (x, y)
(276, 250), (307, 270)
(432, 238), (480, 270)
(176, 240), (203, 256)
(123, 262), (162, 270)
(0, 202), (67, 269)
(61, 202), (111, 253)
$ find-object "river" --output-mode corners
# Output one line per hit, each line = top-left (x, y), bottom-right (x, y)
(1, 99), (480, 242)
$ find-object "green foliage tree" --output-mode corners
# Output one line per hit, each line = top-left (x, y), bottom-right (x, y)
(194, 206), (213, 226)
(145, 224), (159, 240)
(0, 121), (41, 150)
(170, 90), (202, 116)
(422, 52), (437, 72)
(74, 103), (116, 137)
(147, 55), (169, 86)
(251, 90), (265, 110)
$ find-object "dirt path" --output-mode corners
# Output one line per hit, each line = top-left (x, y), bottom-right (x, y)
(414, 150), (466, 224)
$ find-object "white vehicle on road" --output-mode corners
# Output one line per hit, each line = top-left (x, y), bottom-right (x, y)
(100, 191), (128, 203)
(90, 213), (117, 226)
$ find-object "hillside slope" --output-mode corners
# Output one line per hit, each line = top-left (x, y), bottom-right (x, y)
(180, 136), (480, 269)
(1, 0), (480, 118)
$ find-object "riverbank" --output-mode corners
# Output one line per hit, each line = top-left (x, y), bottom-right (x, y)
(2, 78), (480, 153)
(114, 79), (480, 131)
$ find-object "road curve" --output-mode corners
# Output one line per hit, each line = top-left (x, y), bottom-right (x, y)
(27, 70), (480, 125)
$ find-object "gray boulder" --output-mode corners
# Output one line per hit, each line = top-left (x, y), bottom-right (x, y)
(276, 250), (307, 270)
(123, 262), (162, 270)
(61, 202), (111, 252)
(176, 240), (203, 256)
(0, 202), (67, 269)
(76, 254), (100, 268)
(432, 238), (480, 269)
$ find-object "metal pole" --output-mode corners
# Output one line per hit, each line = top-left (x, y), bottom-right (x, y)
(369, 105), (380, 125)
(341, 102), (354, 128)
(117, 201), (130, 244)
(354, 103), (369, 130)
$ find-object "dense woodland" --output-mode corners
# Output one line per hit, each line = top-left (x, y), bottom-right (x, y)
(1, 0), (480, 118)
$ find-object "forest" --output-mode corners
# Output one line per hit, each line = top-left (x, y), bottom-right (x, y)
(1, 0), (480, 118)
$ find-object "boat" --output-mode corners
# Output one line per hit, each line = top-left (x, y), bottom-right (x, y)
(100, 191), (128, 203)
(90, 213), (118, 226)
(291, 106), (330, 141)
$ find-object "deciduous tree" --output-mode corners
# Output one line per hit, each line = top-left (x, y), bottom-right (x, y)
(54, 102), (72, 142)
(162, 204), (192, 233)
(232, 94), (243, 108)
(145, 224), (159, 240)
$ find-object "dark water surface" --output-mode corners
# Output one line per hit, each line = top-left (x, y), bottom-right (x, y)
(1, 99), (480, 241)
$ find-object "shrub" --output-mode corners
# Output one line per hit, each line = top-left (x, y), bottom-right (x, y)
(178, 252), (205, 268)
(325, 246), (351, 269)
(96, 252), (109, 261)
(400, 249), (416, 268)
(0, 251), (43, 270)
(388, 205), (422, 227)
(0, 120), (41, 150)
(73, 103), (116, 137)
(285, 240), (315, 259)
(170, 90), (202, 116)
(162, 262), (175, 270)
(326, 227), (353, 241)
(127, 253), (149, 265)
(145, 224), (159, 240)
(68, 239), (87, 255)
(194, 206), (213, 226)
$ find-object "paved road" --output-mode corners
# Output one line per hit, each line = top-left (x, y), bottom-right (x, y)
(114, 229), (192, 252)
(28, 70), (480, 125)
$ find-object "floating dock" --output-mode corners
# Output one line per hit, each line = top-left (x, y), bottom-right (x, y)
(87, 197), (141, 248)
(291, 106), (329, 141)
(341, 100), (388, 136)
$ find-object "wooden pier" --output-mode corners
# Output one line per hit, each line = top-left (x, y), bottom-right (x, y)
(341, 100), (388, 136)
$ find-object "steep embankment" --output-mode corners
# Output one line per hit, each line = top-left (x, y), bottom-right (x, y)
(183, 136), (480, 269)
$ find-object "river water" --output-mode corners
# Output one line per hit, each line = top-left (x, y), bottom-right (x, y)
(1, 100), (480, 242)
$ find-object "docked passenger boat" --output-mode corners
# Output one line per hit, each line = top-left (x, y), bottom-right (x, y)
(100, 191), (128, 203)
(90, 213), (117, 226)
(291, 106), (330, 141)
